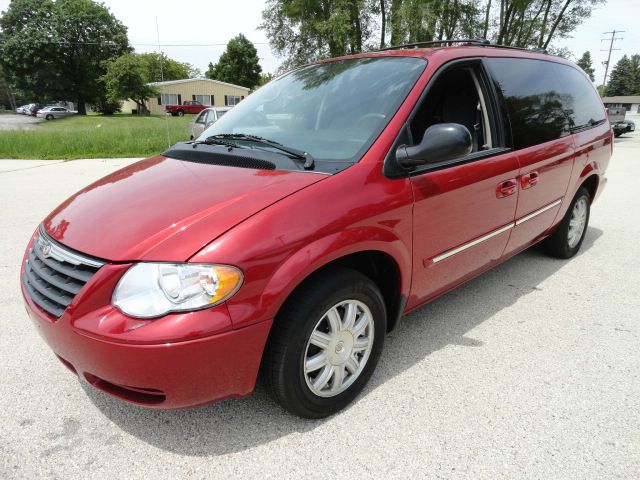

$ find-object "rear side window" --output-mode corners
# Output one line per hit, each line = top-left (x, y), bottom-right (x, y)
(486, 58), (605, 149)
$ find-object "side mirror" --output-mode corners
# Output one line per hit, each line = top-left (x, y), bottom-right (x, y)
(396, 123), (472, 169)
(205, 120), (215, 128)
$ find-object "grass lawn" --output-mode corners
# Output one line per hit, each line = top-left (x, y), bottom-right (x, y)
(0, 114), (192, 159)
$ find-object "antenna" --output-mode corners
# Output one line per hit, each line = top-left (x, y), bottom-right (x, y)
(601, 29), (624, 89)
(156, 16), (172, 149)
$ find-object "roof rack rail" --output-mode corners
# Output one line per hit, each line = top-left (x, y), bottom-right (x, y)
(376, 39), (549, 55)
(377, 38), (490, 52)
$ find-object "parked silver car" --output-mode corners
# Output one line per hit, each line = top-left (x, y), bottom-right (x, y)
(16, 104), (35, 114)
(36, 106), (77, 120)
(188, 107), (231, 140)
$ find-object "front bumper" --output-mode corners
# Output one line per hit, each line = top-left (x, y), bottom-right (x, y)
(22, 281), (272, 409)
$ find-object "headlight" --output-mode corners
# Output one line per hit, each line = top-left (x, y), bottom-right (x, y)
(112, 263), (243, 318)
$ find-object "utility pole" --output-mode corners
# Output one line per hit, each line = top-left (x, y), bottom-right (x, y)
(601, 30), (624, 90)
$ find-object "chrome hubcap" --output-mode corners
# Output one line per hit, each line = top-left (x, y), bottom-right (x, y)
(303, 300), (374, 398)
(568, 197), (588, 248)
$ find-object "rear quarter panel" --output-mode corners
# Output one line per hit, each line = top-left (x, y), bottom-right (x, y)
(556, 122), (612, 223)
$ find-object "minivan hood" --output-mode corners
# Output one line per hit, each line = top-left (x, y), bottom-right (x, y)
(43, 156), (325, 261)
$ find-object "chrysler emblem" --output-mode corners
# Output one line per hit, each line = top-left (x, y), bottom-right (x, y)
(40, 240), (52, 258)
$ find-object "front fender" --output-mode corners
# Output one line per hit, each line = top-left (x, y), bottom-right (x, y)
(190, 160), (415, 330)
(206, 226), (411, 330)
(256, 226), (411, 320)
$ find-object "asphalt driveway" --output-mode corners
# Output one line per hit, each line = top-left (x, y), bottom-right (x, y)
(0, 113), (42, 130)
(1, 128), (639, 479)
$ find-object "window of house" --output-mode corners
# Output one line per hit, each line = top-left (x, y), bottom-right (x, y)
(160, 94), (179, 105)
(225, 95), (243, 106)
(193, 95), (213, 106)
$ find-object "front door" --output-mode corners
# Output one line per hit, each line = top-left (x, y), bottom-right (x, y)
(406, 60), (519, 309)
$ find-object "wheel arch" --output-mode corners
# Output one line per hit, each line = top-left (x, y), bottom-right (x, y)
(260, 232), (411, 333)
(580, 173), (599, 202)
(286, 250), (405, 332)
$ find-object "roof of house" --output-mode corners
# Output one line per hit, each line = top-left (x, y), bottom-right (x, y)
(602, 96), (640, 103)
(147, 77), (250, 91)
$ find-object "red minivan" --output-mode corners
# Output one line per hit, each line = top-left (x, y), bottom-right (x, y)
(21, 43), (611, 418)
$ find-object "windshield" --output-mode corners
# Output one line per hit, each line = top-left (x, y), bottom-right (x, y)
(198, 57), (426, 165)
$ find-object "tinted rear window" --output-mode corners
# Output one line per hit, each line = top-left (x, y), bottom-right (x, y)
(486, 58), (605, 149)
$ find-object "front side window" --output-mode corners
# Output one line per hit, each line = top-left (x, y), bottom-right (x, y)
(486, 58), (605, 149)
(410, 64), (494, 153)
(195, 110), (209, 124)
(201, 57), (427, 164)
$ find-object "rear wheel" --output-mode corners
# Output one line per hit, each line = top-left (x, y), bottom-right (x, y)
(262, 267), (386, 418)
(177, 110), (184, 117)
(542, 187), (590, 258)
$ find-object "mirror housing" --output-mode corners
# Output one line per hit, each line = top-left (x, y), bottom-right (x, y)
(396, 123), (472, 169)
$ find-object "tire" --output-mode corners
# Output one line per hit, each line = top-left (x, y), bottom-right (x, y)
(262, 267), (386, 418)
(542, 187), (590, 259)
(45, 114), (53, 121)
(177, 110), (184, 117)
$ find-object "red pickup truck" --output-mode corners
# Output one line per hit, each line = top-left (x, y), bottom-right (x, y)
(165, 100), (207, 116)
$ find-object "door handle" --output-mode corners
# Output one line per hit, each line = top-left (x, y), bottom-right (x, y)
(496, 179), (517, 198)
(521, 171), (539, 189)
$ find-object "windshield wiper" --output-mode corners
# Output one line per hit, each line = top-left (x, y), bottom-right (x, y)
(190, 137), (243, 150)
(209, 133), (315, 170)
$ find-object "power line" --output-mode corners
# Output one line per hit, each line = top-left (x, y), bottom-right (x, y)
(600, 29), (624, 88)
(19, 40), (270, 47)
(135, 42), (270, 47)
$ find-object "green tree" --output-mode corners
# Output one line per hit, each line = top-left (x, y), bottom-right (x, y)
(576, 51), (595, 82)
(605, 55), (639, 96)
(0, 65), (18, 110)
(0, 0), (130, 114)
(490, 0), (605, 49)
(102, 53), (159, 114)
(257, 72), (275, 87)
(388, 0), (480, 46)
(261, 0), (377, 68)
(137, 53), (200, 82)
(262, 0), (606, 68)
(206, 34), (262, 88)
(630, 54), (640, 95)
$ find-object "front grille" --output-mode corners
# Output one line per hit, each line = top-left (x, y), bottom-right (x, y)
(22, 226), (104, 318)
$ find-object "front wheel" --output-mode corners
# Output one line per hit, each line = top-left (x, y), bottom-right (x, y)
(542, 187), (590, 258)
(45, 114), (53, 120)
(262, 267), (386, 418)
